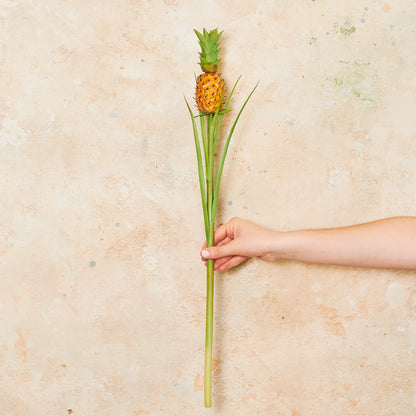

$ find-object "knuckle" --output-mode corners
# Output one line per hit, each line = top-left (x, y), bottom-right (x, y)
(211, 246), (220, 257)
(230, 216), (241, 226)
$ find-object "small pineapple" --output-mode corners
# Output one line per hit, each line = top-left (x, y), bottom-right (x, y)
(195, 28), (224, 114)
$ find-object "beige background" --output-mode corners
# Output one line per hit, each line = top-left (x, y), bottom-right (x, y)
(1, 0), (416, 415)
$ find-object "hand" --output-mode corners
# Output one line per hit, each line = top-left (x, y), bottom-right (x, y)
(202, 216), (416, 271)
(200, 217), (280, 271)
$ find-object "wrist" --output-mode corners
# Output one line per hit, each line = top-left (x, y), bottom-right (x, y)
(268, 230), (299, 262)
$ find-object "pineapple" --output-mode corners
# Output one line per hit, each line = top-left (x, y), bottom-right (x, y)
(194, 28), (224, 114)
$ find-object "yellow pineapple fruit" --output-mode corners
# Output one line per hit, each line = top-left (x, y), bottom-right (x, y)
(194, 28), (224, 114)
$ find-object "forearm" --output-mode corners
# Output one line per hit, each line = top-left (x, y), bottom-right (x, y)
(277, 217), (416, 270)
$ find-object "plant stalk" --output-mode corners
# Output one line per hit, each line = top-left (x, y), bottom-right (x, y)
(187, 77), (258, 408)
(204, 113), (216, 408)
(204, 247), (214, 407)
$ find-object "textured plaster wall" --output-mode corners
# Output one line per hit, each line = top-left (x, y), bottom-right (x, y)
(1, 0), (416, 415)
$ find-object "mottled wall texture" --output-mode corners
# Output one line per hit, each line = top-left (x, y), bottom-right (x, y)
(1, 0), (416, 415)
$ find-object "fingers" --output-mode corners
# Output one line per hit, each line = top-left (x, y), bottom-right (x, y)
(200, 229), (231, 259)
(201, 236), (231, 261)
(201, 217), (239, 250)
(200, 218), (243, 265)
(213, 255), (233, 270)
(217, 255), (247, 271)
(212, 237), (235, 268)
(201, 239), (240, 260)
(216, 236), (232, 247)
(205, 255), (247, 271)
(213, 222), (230, 246)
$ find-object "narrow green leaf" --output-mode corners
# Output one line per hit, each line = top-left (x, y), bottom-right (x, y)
(212, 81), (259, 218)
(185, 97), (209, 240)
(200, 114), (208, 170)
(213, 75), (242, 147)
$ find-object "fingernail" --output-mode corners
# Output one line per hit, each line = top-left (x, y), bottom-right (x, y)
(201, 249), (210, 258)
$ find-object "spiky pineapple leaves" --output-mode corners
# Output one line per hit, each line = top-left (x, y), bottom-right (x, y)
(194, 28), (223, 73)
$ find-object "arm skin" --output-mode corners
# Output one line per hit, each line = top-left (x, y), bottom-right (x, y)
(201, 216), (416, 271)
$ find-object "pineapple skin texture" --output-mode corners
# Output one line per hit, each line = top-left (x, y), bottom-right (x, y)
(195, 72), (224, 114)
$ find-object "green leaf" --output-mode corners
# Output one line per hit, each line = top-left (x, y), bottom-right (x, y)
(211, 80), (259, 218)
(185, 97), (209, 239)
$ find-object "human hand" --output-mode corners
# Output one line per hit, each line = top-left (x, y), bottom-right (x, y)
(200, 217), (280, 271)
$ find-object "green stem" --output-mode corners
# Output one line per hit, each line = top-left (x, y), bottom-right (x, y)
(206, 114), (215, 224)
(204, 113), (217, 408)
(204, 247), (214, 407)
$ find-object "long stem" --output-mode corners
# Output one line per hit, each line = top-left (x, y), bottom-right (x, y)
(206, 114), (215, 225)
(204, 114), (216, 408)
(204, 248), (214, 407)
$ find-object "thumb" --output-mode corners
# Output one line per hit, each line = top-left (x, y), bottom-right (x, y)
(201, 240), (239, 259)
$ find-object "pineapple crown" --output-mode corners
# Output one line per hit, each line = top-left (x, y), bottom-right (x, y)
(194, 28), (223, 73)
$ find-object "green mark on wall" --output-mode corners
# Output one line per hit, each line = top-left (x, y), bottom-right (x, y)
(334, 18), (356, 37)
(332, 60), (375, 105)
(89, 261), (96, 268)
(341, 23), (356, 36)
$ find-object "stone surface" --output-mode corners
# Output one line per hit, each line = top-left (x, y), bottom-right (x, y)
(1, 0), (416, 414)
